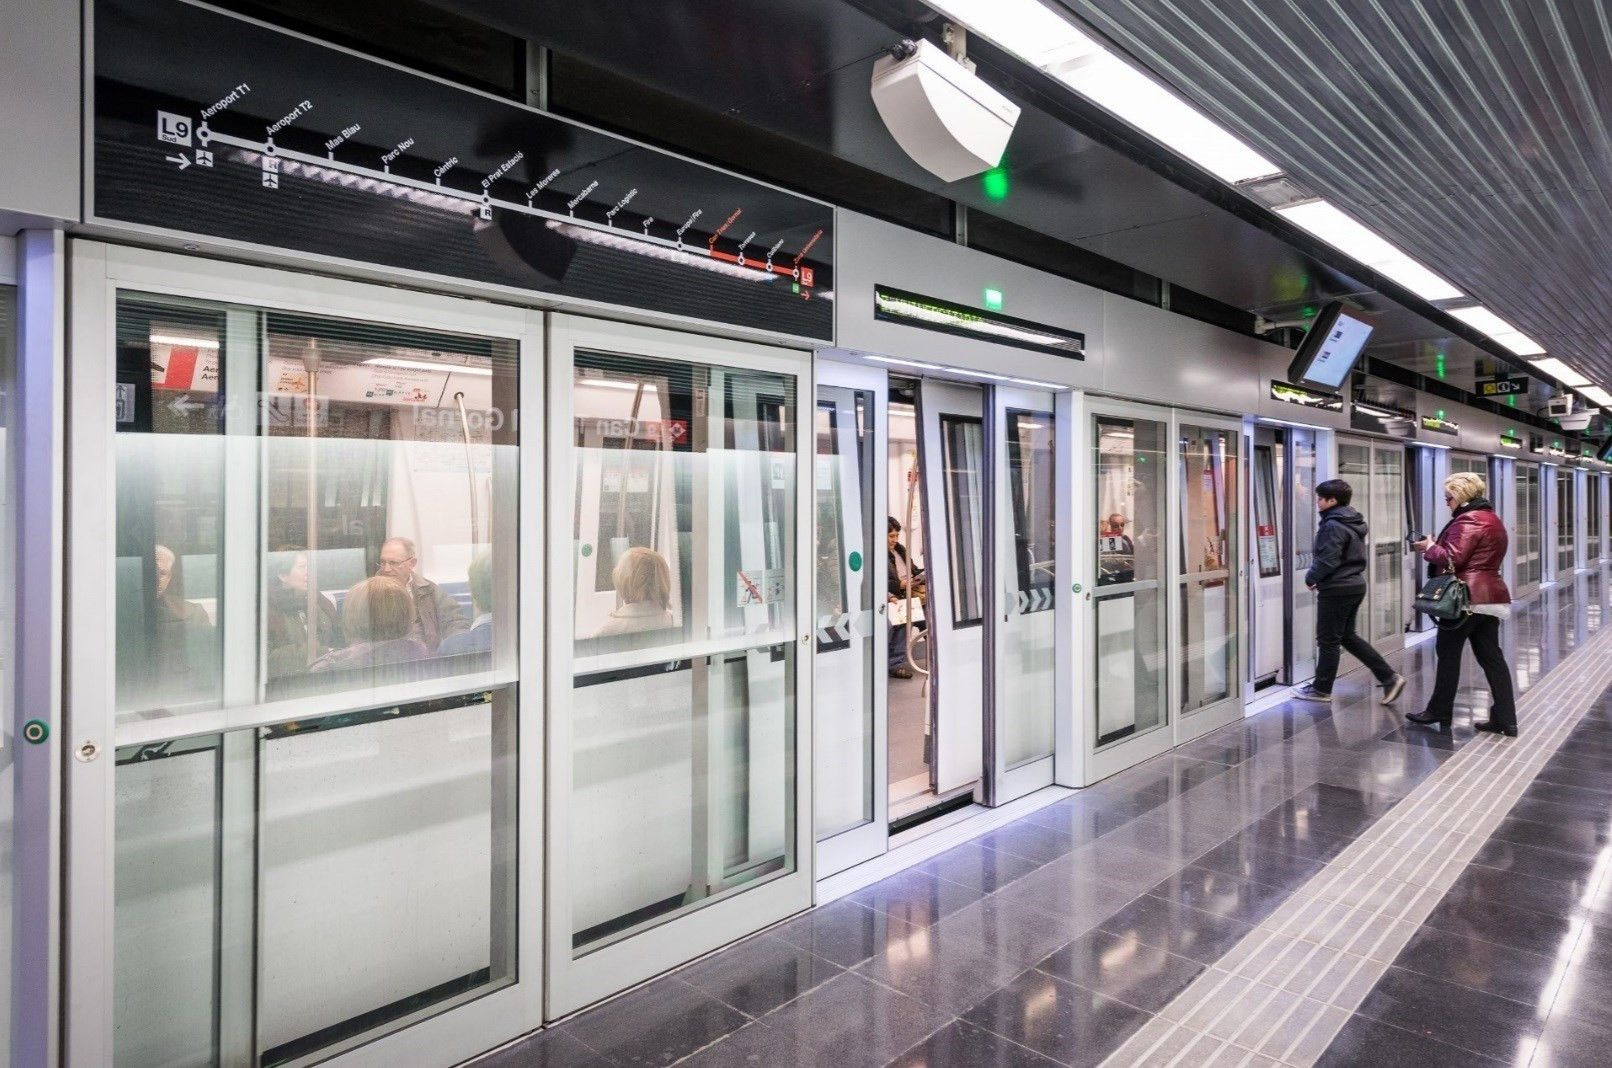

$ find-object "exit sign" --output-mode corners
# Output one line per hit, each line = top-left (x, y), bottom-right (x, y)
(1477, 374), (1527, 397)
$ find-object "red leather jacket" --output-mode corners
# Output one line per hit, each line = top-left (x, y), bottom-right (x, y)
(1422, 505), (1511, 605)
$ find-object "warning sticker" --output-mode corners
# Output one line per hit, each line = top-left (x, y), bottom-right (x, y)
(736, 568), (786, 607)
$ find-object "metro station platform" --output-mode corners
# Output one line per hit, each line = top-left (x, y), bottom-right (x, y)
(481, 572), (1612, 1068)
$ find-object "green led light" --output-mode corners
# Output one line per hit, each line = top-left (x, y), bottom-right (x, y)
(1437, 409), (1446, 419)
(982, 168), (1009, 201)
(983, 287), (1004, 311)
(1435, 354), (1447, 380)
(1301, 304), (1318, 319)
(1508, 395), (1518, 407)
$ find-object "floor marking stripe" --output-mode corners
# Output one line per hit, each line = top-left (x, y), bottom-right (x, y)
(1105, 616), (1612, 1067)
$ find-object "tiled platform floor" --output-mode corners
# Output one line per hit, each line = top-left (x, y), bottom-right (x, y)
(478, 570), (1612, 1067)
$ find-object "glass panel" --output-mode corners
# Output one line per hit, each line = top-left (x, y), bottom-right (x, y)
(1291, 431), (1318, 679)
(940, 415), (984, 627)
(1003, 409), (1055, 768)
(257, 696), (515, 1062)
(1253, 445), (1279, 578)
(814, 389), (875, 839)
(108, 290), (524, 1064)
(1589, 476), (1602, 561)
(1558, 472), (1576, 574)
(0, 283), (12, 1063)
(572, 353), (796, 659)
(1517, 464), (1540, 590)
(1178, 425), (1238, 713)
(112, 293), (520, 723)
(1371, 447), (1404, 641)
(1094, 415), (1167, 746)
(568, 349), (798, 953)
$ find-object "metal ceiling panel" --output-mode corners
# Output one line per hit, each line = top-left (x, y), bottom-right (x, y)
(1056, 0), (1612, 389)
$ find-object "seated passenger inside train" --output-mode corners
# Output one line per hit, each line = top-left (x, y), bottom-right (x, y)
(264, 545), (342, 678)
(377, 535), (470, 652)
(310, 576), (428, 673)
(152, 543), (214, 684)
(595, 546), (676, 640)
(438, 550), (493, 656)
(1098, 513), (1136, 584)
(888, 517), (926, 679)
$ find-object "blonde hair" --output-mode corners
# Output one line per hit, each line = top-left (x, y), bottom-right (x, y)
(1445, 472), (1486, 507)
(343, 576), (415, 642)
(614, 546), (672, 610)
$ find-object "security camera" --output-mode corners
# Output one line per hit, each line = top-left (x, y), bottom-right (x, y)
(1545, 393), (1576, 419)
(871, 38), (1021, 183)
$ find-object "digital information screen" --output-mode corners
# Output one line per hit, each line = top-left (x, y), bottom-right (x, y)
(1293, 305), (1373, 389)
(91, 0), (835, 341)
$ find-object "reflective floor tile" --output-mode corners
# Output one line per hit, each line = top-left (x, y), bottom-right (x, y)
(1422, 890), (1581, 958)
(960, 968), (1153, 1068)
(1245, 814), (1357, 863)
(742, 970), (947, 1066)
(471, 1027), (615, 1068)
(915, 839), (1048, 894)
(1469, 834), (1606, 890)
(1191, 836), (1328, 891)
(1352, 966), (1543, 1062)
(933, 895), (1085, 971)
(1097, 814), (1232, 863)
(773, 899), (924, 969)
(848, 868), (989, 927)
(993, 858), (1138, 928)
(1390, 923), (1561, 1007)
(1532, 1010), (1612, 1068)
(887, 1020), (1063, 1068)
(1097, 893), (1257, 965)
(854, 923), (1025, 1016)
(677, 933), (843, 1018)
(557, 978), (749, 1068)
(1315, 1014), (1508, 1067)
(1036, 928), (1209, 1014)
(1062, 841), (1184, 894)
(1142, 866), (1292, 926)
(977, 820), (1085, 865)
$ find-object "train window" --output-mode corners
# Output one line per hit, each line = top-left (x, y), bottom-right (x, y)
(1178, 424), (1238, 713)
(1007, 412), (1056, 597)
(940, 415), (985, 627)
(1253, 445), (1281, 578)
(1588, 476), (1602, 560)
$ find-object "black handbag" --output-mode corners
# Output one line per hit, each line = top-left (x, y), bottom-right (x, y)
(1414, 573), (1470, 621)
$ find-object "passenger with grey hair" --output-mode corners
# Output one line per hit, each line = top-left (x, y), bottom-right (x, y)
(376, 535), (470, 651)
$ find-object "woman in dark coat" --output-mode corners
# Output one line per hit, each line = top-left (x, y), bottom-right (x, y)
(1407, 472), (1517, 736)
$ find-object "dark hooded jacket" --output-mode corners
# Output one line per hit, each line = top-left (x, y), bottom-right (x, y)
(1305, 505), (1369, 593)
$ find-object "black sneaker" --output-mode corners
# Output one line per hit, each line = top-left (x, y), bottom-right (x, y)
(1292, 683), (1332, 703)
(1381, 674), (1406, 704)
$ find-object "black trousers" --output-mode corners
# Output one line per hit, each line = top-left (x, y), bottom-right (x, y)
(1314, 590), (1395, 693)
(1425, 614), (1516, 728)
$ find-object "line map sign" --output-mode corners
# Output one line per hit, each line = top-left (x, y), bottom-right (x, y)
(92, 0), (835, 341)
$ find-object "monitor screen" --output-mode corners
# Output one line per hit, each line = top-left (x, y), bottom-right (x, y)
(1598, 436), (1612, 463)
(1287, 303), (1374, 390)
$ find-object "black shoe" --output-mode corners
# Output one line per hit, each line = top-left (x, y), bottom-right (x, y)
(1405, 710), (1451, 729)
(1473, 720), (1518, 738)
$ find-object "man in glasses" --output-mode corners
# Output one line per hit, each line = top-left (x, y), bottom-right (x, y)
(377, 536), (470, 652)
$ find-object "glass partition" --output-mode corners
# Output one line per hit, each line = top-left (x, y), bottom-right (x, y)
(1290, 430), (1319, 681)
(1558, 470), (1578, 575)
(567, 348), (798, 953)
(940, 415), (985, 627)
(1517, 462), (1542, 591)
(1177, 423), (1239, 714)
(0, 283), (14, 1063)
(107, 290), (523, 1065)
(1094, 415), (1168, 747)
(1370, 445), (1405, 642)
(813, 387), (876, 840)
(1589, 475), (1603, 565)
(1002, 408), (1056, 768)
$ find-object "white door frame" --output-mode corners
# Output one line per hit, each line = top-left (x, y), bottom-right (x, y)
(544, 314), (814, 1018)
(1172, 409), (1246, 744)
(813, 359), (889, 878)
(63, 241), (543, 1067)
(991, 385), (1060, 803)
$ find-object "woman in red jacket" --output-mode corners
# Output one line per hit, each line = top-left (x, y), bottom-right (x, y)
(1407, 472), (1517, 736)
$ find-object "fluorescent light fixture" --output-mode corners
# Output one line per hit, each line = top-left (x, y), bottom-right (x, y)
(1579, 386), (1612, 407)
(150, 333), (221, 350)
(929, 1), (1282, 183)
(578, 377), (659, 393)
(364, 357), (492, 377)
(1449, 306), (1547, 356)
(1009, 377), (1065, 389)
(1275, 200), (1462, 302)
(864, 355), (946, 371)
(546, 221), (775, 283)
(1528, 357), (1590, 388)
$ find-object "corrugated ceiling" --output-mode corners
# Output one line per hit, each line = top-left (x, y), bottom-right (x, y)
(1058, 0), (1612, 390)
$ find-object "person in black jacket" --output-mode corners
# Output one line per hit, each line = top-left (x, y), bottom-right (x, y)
(1292, 479), (1406, 704)
(887, 517), (926, 678)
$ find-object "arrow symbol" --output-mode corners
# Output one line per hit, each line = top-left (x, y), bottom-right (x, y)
(166, 153), (192, 170)
(167, 394), (203, 416)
